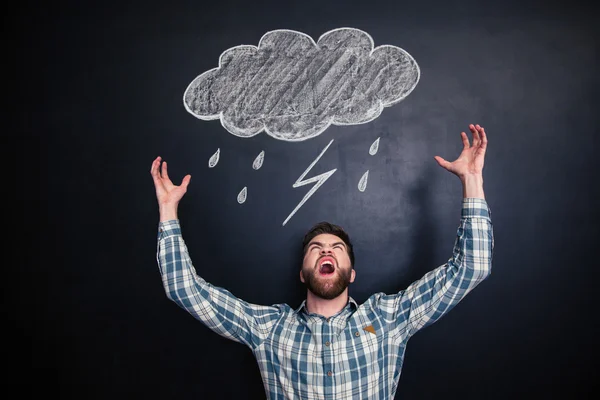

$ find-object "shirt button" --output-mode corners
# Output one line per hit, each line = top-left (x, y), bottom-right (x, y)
(325, 341), (330, 346)
(355, 331), (360, 336)
(326, 318), (330, 322)
(327, 371), (332, 377)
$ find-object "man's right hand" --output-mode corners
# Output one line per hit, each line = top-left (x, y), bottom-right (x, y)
(150, 156), (191, 221)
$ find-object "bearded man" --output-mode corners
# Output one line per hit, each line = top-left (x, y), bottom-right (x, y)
(151, 123), (493, 400)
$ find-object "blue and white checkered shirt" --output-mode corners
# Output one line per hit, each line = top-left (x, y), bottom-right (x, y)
(156, 198), (493, 399)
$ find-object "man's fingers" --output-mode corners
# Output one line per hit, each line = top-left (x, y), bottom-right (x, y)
(162, 161), (168, 179)
(434, 156), (451, 170)
(150, 156), (161, 175)
(181, 174), (192, 189)
(150, 157), (163, 186)
(479, 126), (488, 150)
(461, 132), (470, 149)
(161, 161), (175, 186)
(471, 124), (481, 147)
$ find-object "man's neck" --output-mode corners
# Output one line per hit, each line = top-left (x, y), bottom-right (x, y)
(305, 290), (349, 318)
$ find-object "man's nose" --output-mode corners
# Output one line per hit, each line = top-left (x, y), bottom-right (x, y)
(320, 247), (333, 254)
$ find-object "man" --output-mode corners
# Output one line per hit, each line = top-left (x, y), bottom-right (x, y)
(151, 123), (493, 399)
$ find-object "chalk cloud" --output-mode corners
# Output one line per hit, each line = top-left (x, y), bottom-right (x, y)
(184, 27), (420, 141)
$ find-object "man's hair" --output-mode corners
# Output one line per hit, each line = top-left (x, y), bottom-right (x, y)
(302, 222), (355, 267)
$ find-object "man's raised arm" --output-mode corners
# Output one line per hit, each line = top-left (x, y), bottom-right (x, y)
(375, 124), (494, 338)
(151, 157), (282, 349)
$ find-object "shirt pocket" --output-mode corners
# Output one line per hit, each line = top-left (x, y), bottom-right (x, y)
(350, 327), (381, 375)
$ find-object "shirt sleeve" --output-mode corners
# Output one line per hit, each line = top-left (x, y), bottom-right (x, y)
(375, 198), (494, 339)
(156, 220), (283, 350)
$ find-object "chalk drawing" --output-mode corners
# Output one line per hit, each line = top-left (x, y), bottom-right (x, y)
(358, 170), (369, 192)
(237, 187), (247, 204)
(369, 137), (380, 155)
(282, 139), (337, 226)
(184, 28), (420, 141)
(252, 151), (265, 170)
(208, 148), (220, 168)
(360, 138), (379, 192)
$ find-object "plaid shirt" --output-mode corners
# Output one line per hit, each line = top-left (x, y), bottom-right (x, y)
(156, 198), (493, 399)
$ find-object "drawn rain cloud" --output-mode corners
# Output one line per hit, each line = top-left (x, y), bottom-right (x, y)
(183, 27), (420, 142)
(186, 28), (420, 224)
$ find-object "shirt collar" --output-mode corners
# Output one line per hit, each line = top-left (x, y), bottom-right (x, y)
(294, 296), (358, 315)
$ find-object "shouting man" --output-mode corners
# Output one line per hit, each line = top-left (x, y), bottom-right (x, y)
(151, 123), (493, 399)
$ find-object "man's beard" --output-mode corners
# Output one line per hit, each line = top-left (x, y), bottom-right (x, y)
(301, 265), (353, 300)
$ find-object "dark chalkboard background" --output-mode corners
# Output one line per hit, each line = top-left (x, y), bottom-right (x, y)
(14, 0), (598, 398)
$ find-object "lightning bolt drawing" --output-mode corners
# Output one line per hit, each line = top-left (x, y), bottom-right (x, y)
(282, 139), (337, 226)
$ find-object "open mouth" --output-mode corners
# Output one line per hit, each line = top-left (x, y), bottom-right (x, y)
(318, 257), (336, 276)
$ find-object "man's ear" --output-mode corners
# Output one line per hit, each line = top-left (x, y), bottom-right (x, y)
(299, 269), (305, 283)
(350, 268), (356, 283)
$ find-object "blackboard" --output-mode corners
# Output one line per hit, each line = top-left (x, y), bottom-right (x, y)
(15, 0), (598, 398)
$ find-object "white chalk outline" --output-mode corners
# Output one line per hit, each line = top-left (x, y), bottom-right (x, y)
(282, 139), (337, 225)
(208, 148), (220, 168)
(183, 27), (420, 142)
(252, 150), (265, 170)
(237, 186), (247, 204)
(358, 170), (369, 192)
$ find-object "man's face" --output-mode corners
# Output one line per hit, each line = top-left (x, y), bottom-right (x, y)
(300, 233), (355, 300)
